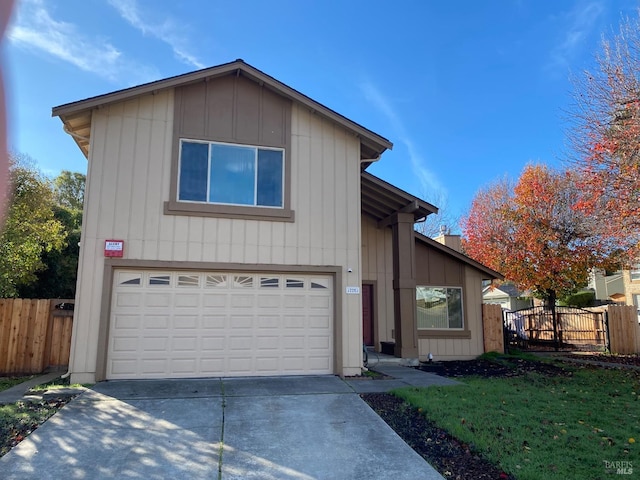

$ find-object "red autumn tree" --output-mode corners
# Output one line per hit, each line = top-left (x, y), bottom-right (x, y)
(569, 11), (640, 255)
(462, 164), (618, 305)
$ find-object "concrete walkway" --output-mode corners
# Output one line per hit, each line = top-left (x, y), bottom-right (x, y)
(0, 372), (62, 404)
(0, 371), (447, 480)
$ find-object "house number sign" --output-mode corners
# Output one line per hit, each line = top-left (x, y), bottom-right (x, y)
(104, 240), (124, 257)
(345, 286), (360, 294)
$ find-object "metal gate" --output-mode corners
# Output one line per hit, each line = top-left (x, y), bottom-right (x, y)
(504, 306), (607, 351)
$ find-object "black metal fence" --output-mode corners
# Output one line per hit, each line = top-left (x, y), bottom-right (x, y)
(503, 306), (607, 351)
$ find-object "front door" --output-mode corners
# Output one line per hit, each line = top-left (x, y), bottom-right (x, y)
(362, 284), (374, 346)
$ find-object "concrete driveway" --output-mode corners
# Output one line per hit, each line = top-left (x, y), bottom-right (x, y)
(0, 375), (444, 479)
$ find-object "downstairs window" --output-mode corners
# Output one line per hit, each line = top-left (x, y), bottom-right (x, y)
(416, 286), (463, 329)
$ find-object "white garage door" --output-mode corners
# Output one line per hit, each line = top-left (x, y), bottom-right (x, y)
(107, 270), (333, 379)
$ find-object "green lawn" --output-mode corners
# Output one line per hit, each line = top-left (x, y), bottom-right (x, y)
(395, 364), (639, 480)
(0, 377), (33, 393)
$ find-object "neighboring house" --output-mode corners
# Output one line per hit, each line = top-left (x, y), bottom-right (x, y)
(483, 283), (533, 311)
(591, 264), (640, 319)
(53, 60), (501, 383)
(589, 269), (625, 304)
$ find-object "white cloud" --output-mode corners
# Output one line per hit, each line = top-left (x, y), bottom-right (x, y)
(549, 1), (604, 69)
(8, 0), (158, 84)
(360, 80), (444, 197)
(108, 0), (206, 70)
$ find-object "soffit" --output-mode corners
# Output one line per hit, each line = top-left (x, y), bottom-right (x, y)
(361, 172), (438, 223)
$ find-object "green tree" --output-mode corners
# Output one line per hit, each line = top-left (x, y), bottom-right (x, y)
(54, 170), (85, 213)
(18, 170), (85, 299)
(0, 155), (66, 297)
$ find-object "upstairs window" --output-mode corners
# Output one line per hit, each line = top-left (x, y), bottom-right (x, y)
(178, 139), (284, 208)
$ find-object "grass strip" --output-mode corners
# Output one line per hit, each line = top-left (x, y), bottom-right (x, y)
(0, 377), (34, 393)
(395, 365), (639, 479)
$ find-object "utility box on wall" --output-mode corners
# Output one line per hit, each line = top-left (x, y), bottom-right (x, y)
(104, 240), (124, 258)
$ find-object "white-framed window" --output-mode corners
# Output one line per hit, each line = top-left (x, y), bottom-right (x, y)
(178, 139), (284, 208)
(631, 263), (640, 281)
(416, 286), (463, 329)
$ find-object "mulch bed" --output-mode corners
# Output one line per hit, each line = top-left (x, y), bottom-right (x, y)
(361, 357), (575, 480)
(362, 392), (514, 479)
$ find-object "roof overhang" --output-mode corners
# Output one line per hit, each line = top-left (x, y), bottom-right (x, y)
(52, 59), (393, 160)
(415, 232), (503, 280)
(361, 171), (438, 225)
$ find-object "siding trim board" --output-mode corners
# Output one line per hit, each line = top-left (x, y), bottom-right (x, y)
(96, 259), (342, 381)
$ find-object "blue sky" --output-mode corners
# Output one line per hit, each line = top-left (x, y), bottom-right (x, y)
(5, 0), (637, 225)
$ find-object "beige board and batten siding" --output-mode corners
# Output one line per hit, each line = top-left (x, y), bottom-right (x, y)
(414, 239), (485, 360)
(417, 266), (486, 361)
(69, 88), (364, 383)
(361, 214), (395, 348)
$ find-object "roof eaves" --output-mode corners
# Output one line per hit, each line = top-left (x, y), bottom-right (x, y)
(52, 59), (393, 155)
(361, 171), (438, 216)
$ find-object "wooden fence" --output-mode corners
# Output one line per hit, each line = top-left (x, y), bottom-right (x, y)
(482, 303), (504, 353)
(0, 299), (74, 375)
(607, 305), (640, 355)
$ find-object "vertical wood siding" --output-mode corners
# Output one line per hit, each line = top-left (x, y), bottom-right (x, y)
(71, 92), (364, 379)
(417, 267), (486, 360)
(361, 214), (394, 346)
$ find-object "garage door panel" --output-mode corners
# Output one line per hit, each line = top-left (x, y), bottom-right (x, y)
(111, 336), (138, 353)
(202, 315), (226, 329)
(145, 294), (171, 308)
(141, 359), (168, 375)
(309, 315), (330, 329)
(174, 294), (200, 308)
(115, 293), (142, 308)
(113, 315), (140, 329)
(173, 315), (199, 329)
(203, 294), (227, 308)
(108, 270), (333, 379)
(231, 295), (254, 308)
(201, 336), (225, 351)
(172, 336), (198, 351)
(284, 296), (306, 308)
(141, 336), (169, 353)
(143, 316), (170, 329)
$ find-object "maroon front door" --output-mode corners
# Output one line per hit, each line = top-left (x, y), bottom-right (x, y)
(362, 284), (374, 346)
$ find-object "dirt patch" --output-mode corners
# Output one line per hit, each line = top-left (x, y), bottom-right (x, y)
(562, 353), (640, 367)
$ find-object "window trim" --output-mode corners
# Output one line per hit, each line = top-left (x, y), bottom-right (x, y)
(416, 286), (465, 331)
(166, 138), (294, 222)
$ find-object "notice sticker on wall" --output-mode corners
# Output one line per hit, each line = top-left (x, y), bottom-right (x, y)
(104, 240), (124, 257)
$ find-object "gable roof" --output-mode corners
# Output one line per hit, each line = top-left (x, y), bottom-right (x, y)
(361, 172), (438, 224)
(415, 232), (503, 280)
(52, 59), (393, 160)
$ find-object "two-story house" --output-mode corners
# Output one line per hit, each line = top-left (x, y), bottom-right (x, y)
(53, 60), (500, 384)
